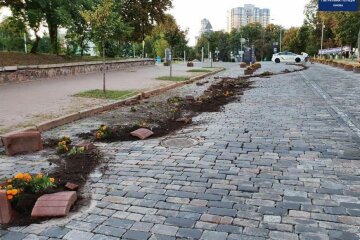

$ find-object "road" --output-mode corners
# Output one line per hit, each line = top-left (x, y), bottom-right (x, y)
(1, 62), (360, 239)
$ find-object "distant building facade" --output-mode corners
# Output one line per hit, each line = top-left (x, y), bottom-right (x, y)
(199, 18), (213, 36)
(227, 4), (270, 32)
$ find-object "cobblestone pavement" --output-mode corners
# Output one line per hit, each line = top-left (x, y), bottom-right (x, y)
(1, 62), (360, 240)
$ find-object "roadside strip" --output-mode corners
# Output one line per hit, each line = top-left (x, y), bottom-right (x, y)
(0, 68), (225, 146)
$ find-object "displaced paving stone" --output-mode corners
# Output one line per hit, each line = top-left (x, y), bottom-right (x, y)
(65, 182), (79, 191)
(0, 190), (14, 224)
(2, 131), (43, 156)
(130, 128), (154, 140)
(31, 191), (77, 218)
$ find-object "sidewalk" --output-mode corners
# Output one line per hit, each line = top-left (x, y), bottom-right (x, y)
(0, 62), (217, 134)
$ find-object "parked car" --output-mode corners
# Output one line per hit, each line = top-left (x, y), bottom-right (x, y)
(272, 51), (305, 63)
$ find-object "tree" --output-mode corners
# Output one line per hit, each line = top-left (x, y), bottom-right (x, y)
(0, 17), (28, 52)
(120, 0), (172, 42)
(82, 0), (131, 93)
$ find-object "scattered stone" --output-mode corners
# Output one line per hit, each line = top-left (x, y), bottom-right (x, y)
(185, 95), (195, 101)
(31, 191), (77, 218)
(65, 182), (79, 191)
(176, 117), (192, 124)
(2, 131), (43, 156)
(130, 128), (154, 140)
(0, 190), (14, 224)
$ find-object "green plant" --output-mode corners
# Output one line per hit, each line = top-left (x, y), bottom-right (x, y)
(95, 124), (111, 140)
(68, 146), (85, 156)
(56, 136), (71, 154)
(1, 173), (55, 201)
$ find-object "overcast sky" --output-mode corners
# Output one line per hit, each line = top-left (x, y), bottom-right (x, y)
(169, 0), (309, 45)
(1, 0), (309, 46)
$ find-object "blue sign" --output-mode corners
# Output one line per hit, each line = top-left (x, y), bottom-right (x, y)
(319, 0), (359, 11)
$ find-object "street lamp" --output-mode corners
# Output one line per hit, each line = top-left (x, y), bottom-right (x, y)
(320, 21), (325, 58)
(215, 47), (220, 62)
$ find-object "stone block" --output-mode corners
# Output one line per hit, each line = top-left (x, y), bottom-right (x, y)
(31, 191), (77, 218)
(65, 182), (79, 191)
(0, 190), (14, 224)
(2, 131), (43, 156)
(130, 128), (154, 140)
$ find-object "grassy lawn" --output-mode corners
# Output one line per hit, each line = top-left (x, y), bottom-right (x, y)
(156, 76), (190, 82)
(187, 69), (213, 73)
(73, 89), (138, 100)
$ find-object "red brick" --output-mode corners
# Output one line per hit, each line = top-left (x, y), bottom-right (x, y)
(2, 131), (43, 156)
(130, 128), (154, 140)
(65, 182), (79, 191)
(75, 141), (95, 151)
(0, 190), (14, 224)
(31, 191), (77, 218)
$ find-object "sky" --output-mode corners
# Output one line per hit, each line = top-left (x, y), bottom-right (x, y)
(0, 0), (309, 46)
(169, 0), (309, 46)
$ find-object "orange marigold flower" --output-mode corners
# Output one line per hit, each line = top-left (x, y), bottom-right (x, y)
(24, 173), (32, 181)
(49, 178), (55, 183)
(7, 195), (13, 200)
(11, 189), (18, 195)
(6, 179), (12, 184)
(6, 190), (12, 195)
(14, 173), (24, 179)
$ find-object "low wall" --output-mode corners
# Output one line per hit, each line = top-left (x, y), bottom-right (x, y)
(0, 59), (155, 85)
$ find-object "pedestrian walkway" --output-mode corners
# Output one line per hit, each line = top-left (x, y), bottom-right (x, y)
(1, 62), (360, 240)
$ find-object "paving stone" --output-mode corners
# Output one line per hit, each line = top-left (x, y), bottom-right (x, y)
(130, 128), (154, 140)
(63, 230), (94, 240)
(200, 230), (228, 240)
(123, 230), (151, 240)
(176, 228), (203, 239)
(151, 224), (179, 236)
(103, 218), (135, 229)
(1, 231), (27, 240)
(40, 227), (70, 238)
(164, 217), (196, 228)
(207, 207), (237, 217)
(90, 234), (119, 240)
(93, 225), (126, 237)
(130, 222), (154, 232)
(269, 231), (299, 240)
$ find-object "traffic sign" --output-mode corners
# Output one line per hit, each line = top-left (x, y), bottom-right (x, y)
(319, 0), (358, 11)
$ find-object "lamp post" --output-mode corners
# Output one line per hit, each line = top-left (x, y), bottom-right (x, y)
(215, 47), (220, 62)
(320, 21), (325, 58)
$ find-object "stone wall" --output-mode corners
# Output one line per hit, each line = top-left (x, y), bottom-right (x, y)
(0, 59), (155, 85)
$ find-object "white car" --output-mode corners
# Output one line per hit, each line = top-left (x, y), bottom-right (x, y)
(272, 51), (305, 63)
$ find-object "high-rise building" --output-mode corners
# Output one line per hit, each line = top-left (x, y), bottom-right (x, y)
(227, 4), (270, 32)
(199, 19), (213, 36)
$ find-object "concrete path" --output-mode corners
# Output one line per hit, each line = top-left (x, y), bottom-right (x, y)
(0, 62), (213, 134)
(1, 62), (360, 240)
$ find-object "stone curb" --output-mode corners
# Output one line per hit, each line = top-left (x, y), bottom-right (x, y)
(0, 68), (224, 147)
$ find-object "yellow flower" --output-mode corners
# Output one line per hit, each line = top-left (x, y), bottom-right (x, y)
(14, 173), (24, 179)
(36, 174), (43, 178)
(7, 195), (13, 200)
(6, 185), (12, 189)
(24, 173), (32, 181)
(102, 126), (108, 131)
(49, 178), (55, 183)
(0, 186), (2, 189)
(11, 189), (18, 195)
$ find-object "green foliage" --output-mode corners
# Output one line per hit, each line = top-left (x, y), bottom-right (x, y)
(0, 17), (28, 52)
(82, 0), (132, 57)
(74, 89), (137, 100)
(156, 76), (190, 81)
(68, 146), (85, 156)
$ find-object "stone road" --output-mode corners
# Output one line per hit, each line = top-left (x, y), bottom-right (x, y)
(1, 62), (360, 240)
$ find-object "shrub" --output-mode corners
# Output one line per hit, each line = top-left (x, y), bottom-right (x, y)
(95, 125), (111, 140)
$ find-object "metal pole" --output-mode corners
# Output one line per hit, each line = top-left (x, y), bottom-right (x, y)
(201, 47), (204, 62)
(102, 41), (106, 93)
(184, 50), (186, 63)
(357, 28), (360, 62)
(208, 42), (210, 60)
(133, 44), (135, 58)
(320, 21), (325, 58)
(241, 39), (243, 62)
(24, 33), (27, 53)
(210, 52), (213, 68)
(279, 30), (282, 52)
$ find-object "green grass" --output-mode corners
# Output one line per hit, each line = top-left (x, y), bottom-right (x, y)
(156, 76), (190, 82)
(187, 69), (213, 73)
(73, 89), (138, 100)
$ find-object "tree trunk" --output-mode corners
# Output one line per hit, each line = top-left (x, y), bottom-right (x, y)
(103, 41), (106, 93)
(46, 14), (59, 54)
(30, 34), (40, 54)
